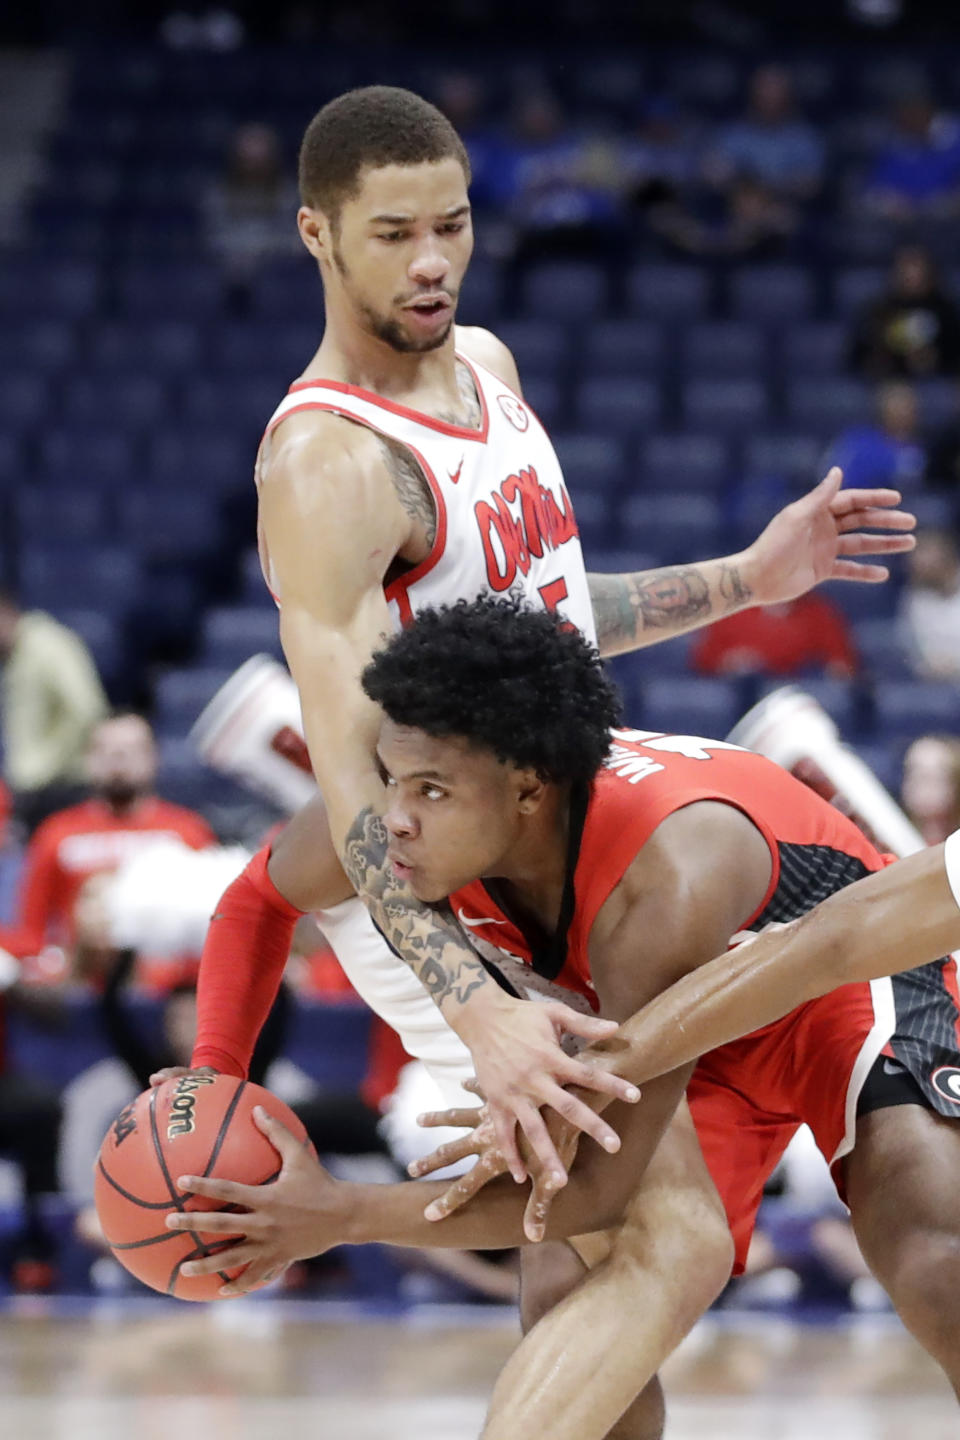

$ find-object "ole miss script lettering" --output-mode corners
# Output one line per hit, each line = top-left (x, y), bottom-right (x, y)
(475, 466), (579, 591)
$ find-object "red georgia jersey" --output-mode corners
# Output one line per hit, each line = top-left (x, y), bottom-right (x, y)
(450, 727), (889, 1008)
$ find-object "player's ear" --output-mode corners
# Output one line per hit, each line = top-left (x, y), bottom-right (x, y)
(297, 206), (330, 263)
(515, 770), (548, 814)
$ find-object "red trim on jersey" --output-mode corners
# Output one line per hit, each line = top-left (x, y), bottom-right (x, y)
(943, 955), (960, 1050)
(285, 353), (490, 443)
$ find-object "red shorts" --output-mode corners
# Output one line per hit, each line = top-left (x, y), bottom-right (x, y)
(687, 976), (895, 1274)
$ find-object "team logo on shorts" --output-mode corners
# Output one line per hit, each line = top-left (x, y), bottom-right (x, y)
(497, 394), (529, 431)
(931, 1066), (960, 1104)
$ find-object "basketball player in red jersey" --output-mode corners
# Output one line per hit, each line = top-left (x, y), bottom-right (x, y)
(173, 85), (915, 1193)
(171, 599), (960, 1439)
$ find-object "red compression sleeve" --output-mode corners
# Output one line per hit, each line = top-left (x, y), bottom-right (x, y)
(191, 845), (303, 1077)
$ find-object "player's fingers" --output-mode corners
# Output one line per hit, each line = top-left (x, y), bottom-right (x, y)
(835, 532), (915, 556)
(424, 1153), (507, 1221)
(166, 1207), (251, 1236)
(543, 1003), (619, 1043)
(407, 1132), (483, 1178)
(219, 1263), (285, 1299)
(554, 1058), (641, 1107)
(829, 485), (902, 515)
(252, 1106), (301, 1162)
(828, 560), (890, 583)
(490, 1108), (526, 1184)
(514, 1100), (567, 1188)
(523, 1172), (562, 1244)
(148, 1066), (190, 1088)
(537, 1083), (622, 1153)
(835, 507), (916, 533)
(180, 1243), (253, 1278)
(174, 1174), (254, 1206)
(463, 1077), (487, 1100)
(416, 1106), (485, 1131)
(796, 466), (843, 510)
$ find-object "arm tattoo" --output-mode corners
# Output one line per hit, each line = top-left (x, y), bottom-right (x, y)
(342, 807), (493, 1012)
(377, 436), (437, 547)
(718, 562), (752, 610)
(588, 568), (711, 654)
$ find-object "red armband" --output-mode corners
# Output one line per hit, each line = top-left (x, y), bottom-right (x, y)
(191, 844), (303, 1078)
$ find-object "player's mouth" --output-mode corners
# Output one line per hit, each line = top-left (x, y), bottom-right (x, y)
(403, 294), (452, 329)
(388, 850), (417, 881)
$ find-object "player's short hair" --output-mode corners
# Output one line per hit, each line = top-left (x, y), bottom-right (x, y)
(362, 597), (621, 786)
(298, 85), (471, 220)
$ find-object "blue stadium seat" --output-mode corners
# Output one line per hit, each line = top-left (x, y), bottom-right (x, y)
(521, 262), (609, 321)
(779, 322), (847, 376)
(182, 375), (283, 428)
(59, 609), (125, 687)
(553, 434), (625, 496)
(581, 320), (665, 376)
(518, 376), (563, 430)
(729, 266), (817, 322)
(14, 488), (110, 544)
(8, 319), (76, 373)
(154, 738), (257, 820)
(909, 492), (958, 531)
(618, 493), (724, 562)
(456, 258), (503, 325)
(0, 257), (100, 320)
(248, 258), (325, 321)
(681, 378), (769, 433)
(38, 427), (137, 488)
(19, 543), (142, 614)
(496, 320), (570, 379)
(208, 321), (316, 377)
(626, 265), (710, 320)
(200, 606), (283, 668)
(636, 677), (742, 739)
(681, 322), (766, 377)
(118, 490), (222, 561)
(854, 618), (913, 679)
(240, 546), (273, 604)
(832, 267), (884, 317)
(853, 739), (905, 796)
(915, 380), (959, 429)
(818, 576), (901, 624)
(62, 374), (169, 428)
(638, 434), (731, 492)
(88, 319), (204, 374)
(147, 429), (254, 495)
(665, 54), (741, 111)
(570, 490), (615, 553)
(874, 680), (960, 744)
(742, 433), (824, 488)
(0, 374), (51, 433)
(610, 631), (695, 679)
(785, 378), (872, 433)
(153, 667), (235, 736)
(0, 434), (22, 492)
(114, 260), (226, 318)
(577, 378), (662, 433)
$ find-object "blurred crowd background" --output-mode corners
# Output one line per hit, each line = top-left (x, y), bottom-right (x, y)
(1, 0), (960, 1314)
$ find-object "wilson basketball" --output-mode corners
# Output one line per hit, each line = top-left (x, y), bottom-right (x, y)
(94, 1074), (310, 1301)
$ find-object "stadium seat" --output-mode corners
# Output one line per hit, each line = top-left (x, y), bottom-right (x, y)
(915, 380), (959, 429)
(874, 680), (960, 744)
(208, 321), (317, 377)
(581, 320), (665, 376)
(831, 267), (885, 317)
(681, 378), (769, 433)
(785, 378), (872, 433)
(147, 429), (254, 495)
(14, 488), (110, 545)
(618, 492), (724, 562)
(88, 319), (204, 374)
(779, 322), (848, 376)
(248, 257), (325, 321)
(638, 434), (730, 493)
(854, 618), (913, 679)
(0, 374), (52, 433)
(552, 434), (626, 496)
(577, 377), (663, 434)
(518, 376), (563, 430)
(38, 427), (137, 489)
(729, 266), (817, 322)
(521, 261), (609, 321)
(743, 433), (824, 488)
(456, 258), (503, 325)
(59, 609), (126, 687)
(635, 676), (743, 739)
(182, 374), (283, 428)
(114, 260), (227, 319)
(153, 667), (236, 736)
(626, 264), (711, 320)
(62, 374), (169, 428)
(681, 322), (766, 377)
(118, 490), (223, 561)
(19, 544), (142, 614)
(240, 547), (273, 604)
(496, 320), (570, 380)
(9, 319), (77, 373)
(200, 605), (284, 668)
(570, 489), (615, 552)
(0, 256), (100, 320)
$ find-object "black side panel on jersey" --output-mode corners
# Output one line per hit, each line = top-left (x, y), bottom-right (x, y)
(750, 841), (872, 928)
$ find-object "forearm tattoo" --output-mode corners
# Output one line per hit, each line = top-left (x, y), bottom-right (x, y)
(588, 562), (752, 656)
(342, 806), (492, 1011)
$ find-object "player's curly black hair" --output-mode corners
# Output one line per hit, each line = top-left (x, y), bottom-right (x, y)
(362, 597), (621, 786)
(299, 86), (471, 220)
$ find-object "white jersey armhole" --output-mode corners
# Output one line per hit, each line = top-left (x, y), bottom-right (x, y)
(943, 829), (960, 912)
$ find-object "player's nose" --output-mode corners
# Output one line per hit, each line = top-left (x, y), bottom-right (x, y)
(409, 238), (448, 287)
(383, 797), (417, 839)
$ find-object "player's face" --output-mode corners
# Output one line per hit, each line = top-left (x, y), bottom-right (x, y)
(317, 160), (473, 353)
(377, 721), (529, 901)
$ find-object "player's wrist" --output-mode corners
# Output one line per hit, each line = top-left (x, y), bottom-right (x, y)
(723, 547), (762, 609)
(441, 978), (513, 1040)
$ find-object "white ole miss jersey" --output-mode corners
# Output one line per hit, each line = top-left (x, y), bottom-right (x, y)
(257, 352), (597, 642)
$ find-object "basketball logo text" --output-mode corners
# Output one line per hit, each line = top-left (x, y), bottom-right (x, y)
(167, 1073), (217, 1139)
(112, 1101), (138, 1147)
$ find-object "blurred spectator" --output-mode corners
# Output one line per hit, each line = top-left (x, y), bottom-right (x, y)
(691, 594), (858, 678)
(204, 123), (299, 289)
(433, 72), (509, 214)
(703, 65), (824, 200)
(505, 91), (623, 263)
(897, 527), (960, 678)
(0, 589), (107, 836)
(861, 92), (960, 220)
(0, 713), (214, 979)
(651, 172), (796, 260)
(620, 97), (701, 214)
(849, 245), (960, 379)
(900, 734), (960, 844)
(825, 380), (926, 490)
(925, 382), (960, 489)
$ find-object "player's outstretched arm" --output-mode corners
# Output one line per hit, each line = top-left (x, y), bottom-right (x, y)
(588, 467), (915, 658)
(257, 414), (637, 1178)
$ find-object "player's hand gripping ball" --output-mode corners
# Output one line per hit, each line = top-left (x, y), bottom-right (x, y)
(94, 1074), (312, 1300)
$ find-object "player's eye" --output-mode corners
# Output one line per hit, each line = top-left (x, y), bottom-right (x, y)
(440, 221), (466, 234)
(378, 231), (406, 243)
(422, 784), (445, 801)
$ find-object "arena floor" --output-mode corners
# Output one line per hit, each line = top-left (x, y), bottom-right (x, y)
(2, 1300), (955, 1439)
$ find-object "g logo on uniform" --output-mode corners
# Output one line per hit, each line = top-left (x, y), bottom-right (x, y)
(497, 394), (529, 431)
(931, 1066), (960, 1104)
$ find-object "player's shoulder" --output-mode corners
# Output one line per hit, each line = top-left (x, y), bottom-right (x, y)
(455, 326), (522, 392)
(30, 800), (98, 850)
